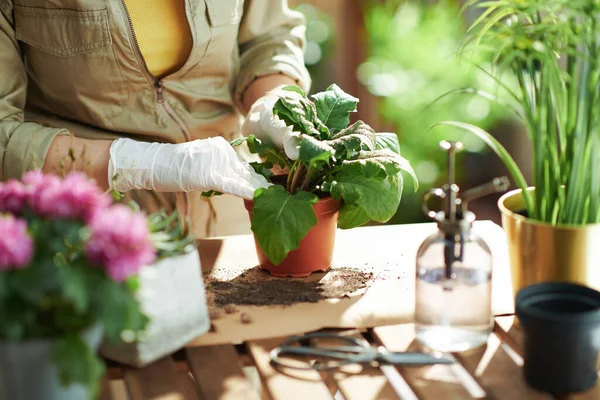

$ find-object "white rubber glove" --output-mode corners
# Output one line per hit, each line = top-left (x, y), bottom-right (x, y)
(108, 136), (271, 199)
(241, 88), (301, 160)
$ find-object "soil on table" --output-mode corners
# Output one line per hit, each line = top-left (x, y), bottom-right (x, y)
(203, 263), (402, 309)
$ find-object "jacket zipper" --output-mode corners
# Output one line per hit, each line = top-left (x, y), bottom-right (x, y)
(154, 81), (191, 143)
(119, 0), (192, 220)
(119, 0), (191, 143)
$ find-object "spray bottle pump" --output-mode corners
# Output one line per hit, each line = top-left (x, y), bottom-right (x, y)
(414, 140), (509, 352)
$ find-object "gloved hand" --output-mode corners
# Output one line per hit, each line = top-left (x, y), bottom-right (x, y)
(108, 136), (271, 199)
(241, 88), (300, 160)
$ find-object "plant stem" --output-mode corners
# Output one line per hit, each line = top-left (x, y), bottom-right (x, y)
(301, 163), (314, 192)
(289, 163), (304, 194)
(286, 160), (300, 190)
(267, 149), (292, 170)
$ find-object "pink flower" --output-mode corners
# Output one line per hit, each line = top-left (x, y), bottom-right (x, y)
(22, 170), (45, 187)
(0, 180), (27, 214)
(60, 173), (112, 222)
(0, 214), (33, 270)
(22, 171), (111, 221)
(25, 173), (70, 218)
(86, 205), (155, 281)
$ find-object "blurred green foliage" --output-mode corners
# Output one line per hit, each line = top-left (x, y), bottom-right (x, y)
(294, 3), (336, 94)
(360, 0), (513, 223)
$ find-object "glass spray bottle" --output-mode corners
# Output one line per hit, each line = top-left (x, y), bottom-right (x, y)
(415, 141), (510, 352)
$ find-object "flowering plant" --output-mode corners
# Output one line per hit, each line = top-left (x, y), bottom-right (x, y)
(0, 171), (155, 397)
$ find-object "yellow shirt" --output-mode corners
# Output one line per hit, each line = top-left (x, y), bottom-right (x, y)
(123, 0), (193, 78)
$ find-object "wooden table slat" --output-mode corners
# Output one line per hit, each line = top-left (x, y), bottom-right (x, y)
(373, 323), (489, 399)
(99, 377), (116, 400)
(454, 326), (552, 399)
(312, 330), (402, 400)
(495, 316), (600, 400)
(186, 344), (260, 400)
(124, 357), (199, 400)
(247, 337), (334, 400)
(104, 380), (130, 400)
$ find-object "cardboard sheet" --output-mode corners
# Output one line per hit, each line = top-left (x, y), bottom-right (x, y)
(186, 221), (514, 346)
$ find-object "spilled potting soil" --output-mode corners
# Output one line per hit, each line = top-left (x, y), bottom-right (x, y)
(203, 264), (401, 308)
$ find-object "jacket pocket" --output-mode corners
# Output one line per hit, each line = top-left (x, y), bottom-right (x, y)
(205, 0), (243, 27)
(14, 4), (129, 123)
(181, 0), (243, 98)
(15, 6), (110, 57)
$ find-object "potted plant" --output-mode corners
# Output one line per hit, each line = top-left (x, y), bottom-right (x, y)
(432, 0), (600, 294)
(0, 171), (153, 400)
(99, 207), (211, 367)
(222, 84), (418, 277)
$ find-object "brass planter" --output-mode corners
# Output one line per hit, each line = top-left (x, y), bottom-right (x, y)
(498, 188), (600, 296)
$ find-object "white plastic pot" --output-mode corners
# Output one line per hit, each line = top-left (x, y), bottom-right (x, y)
(100, 248), (210, 367)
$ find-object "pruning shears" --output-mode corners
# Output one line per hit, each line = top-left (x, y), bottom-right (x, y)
(269, 332), (454, 371)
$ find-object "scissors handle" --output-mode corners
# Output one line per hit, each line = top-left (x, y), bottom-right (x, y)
(270, 333), (373, 371)
(379, 350), (454, 365)
(274, 345), (369, 360)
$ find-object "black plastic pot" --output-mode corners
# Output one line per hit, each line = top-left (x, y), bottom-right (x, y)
(515, 282), (600, 397)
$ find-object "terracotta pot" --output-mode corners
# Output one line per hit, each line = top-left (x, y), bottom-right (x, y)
(498, 188), (600, 297)
(244, 197), (341, 277)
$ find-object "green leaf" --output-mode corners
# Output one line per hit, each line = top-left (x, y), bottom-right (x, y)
(249, 162), (274, 179)
(299, 135), (335, 163)
(337, 203), (371, 229)
(95, 280), (148, 343)
(201, 190), (223, 198)
(251, 186), (318, 265)
(425, 87), (524, 122)
(0, 297), (36, 340)
(111, 190), (124, 202)
(273, 101), (304, 133)
(281, 85), (307, 96)
(126, 200), (141, 214)
(229, 136), (247, 147)
(148, 210), (172, 230)
(148, 210), (194, 258)
(330, 163), (402, 226)
(124, 276), (141, 292)
(347, 149), (419, 191)
(311, 84), (359, 131)
(54, 334), (105, 398)
(246, 135), (272, 156)
(375, 132), (401, 154)
(56, 258), (89, 314)
(11, 261), (54, 305)
(273, 91), (330, 139)
(326, 121), (377, 157)
(230, 134), (273, 157)
(0, 274), (6, 300)
(432, 121), (532, 211)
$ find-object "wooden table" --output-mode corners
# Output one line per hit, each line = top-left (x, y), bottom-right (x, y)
(101, 315), (599, 400)
(100, 223), (599, 399)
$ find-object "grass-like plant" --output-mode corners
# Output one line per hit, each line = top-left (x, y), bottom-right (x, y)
(434, 0), (600, 225)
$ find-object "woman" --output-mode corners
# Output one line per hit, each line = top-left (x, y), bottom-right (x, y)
(0, 0), (310, 238)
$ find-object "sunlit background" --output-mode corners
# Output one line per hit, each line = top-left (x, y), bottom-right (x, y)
(288, 0), (532, 225)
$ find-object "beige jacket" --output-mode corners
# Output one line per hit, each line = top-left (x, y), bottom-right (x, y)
(0, 0), (310, 238)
